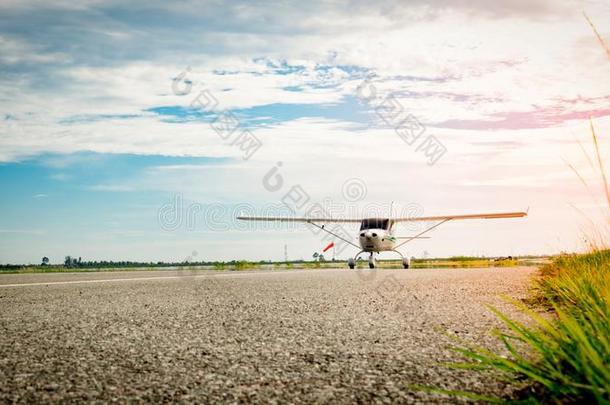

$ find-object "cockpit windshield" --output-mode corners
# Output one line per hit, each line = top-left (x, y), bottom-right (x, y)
(360, 218), (390, 230)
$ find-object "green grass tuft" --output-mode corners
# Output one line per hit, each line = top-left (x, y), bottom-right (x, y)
(448, 251), (610, 404)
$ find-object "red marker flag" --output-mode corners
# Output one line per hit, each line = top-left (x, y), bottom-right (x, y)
(322, 242), (334, 253)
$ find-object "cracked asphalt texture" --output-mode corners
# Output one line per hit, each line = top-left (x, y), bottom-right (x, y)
(0, 266), (535, 403)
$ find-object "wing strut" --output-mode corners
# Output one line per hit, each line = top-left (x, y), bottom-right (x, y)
(394, 219), (451, 249)
(308, 221), (361, 250)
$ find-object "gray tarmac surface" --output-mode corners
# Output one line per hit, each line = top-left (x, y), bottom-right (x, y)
(0, 267), (535, 403)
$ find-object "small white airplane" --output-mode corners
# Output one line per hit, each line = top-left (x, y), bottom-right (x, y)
(237, 210), (527, 269)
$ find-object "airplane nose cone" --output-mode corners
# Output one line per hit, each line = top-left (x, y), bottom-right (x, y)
(365, 232), (373, 239)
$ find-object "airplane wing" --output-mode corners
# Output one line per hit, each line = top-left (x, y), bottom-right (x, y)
(237, 211), (527, 223)
(391, 211), (527, 222)
(391, 210), (527, 249)
(236, 216), (362, 223)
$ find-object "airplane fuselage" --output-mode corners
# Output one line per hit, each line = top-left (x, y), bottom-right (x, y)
(359, 228), (396, 252)
(358, 218), (396, 252)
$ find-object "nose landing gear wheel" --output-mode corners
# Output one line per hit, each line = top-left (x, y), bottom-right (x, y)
(368, 255), (376, 269)
(347, 258), (355, 269)
(402, 258), (410, 269)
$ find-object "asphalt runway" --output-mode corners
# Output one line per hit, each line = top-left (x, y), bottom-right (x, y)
(0, 267), (535, 403)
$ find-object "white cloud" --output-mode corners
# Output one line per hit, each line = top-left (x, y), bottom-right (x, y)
(2, 0), (610, 260)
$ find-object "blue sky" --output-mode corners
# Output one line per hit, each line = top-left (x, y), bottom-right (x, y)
(1, 0), (610, 264)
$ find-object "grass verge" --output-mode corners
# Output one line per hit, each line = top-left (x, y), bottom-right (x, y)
(449, 250), (610, 403)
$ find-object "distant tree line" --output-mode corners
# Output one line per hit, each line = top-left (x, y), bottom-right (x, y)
(0, 264), (23, 270)
(0, 258), (320, 271)
(58, 257), (294, 269)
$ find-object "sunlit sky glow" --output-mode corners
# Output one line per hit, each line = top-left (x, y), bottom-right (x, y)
(1, 0), (610, 263)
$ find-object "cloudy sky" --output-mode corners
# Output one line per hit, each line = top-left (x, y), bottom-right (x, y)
(1, 0), (610, 264)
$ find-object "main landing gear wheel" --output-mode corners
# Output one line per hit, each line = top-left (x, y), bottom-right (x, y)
(347, 258), (355, 269)
(402, 258), (410, 269)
